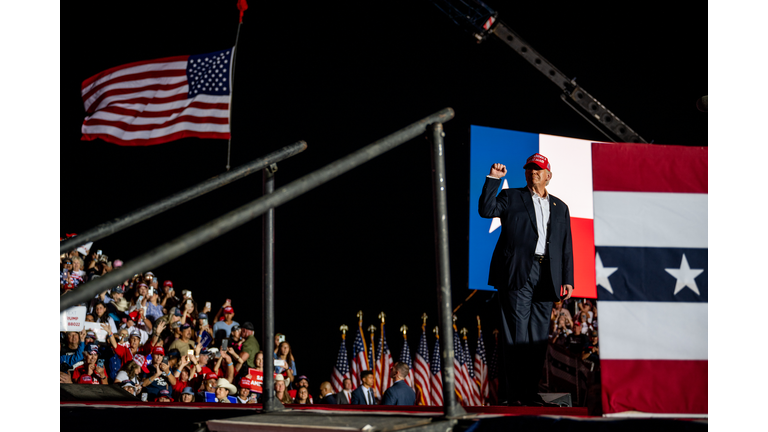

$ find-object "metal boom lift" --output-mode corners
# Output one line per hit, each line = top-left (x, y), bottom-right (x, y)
(432, 0), (647, 143)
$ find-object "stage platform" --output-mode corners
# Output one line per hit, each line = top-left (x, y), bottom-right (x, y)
(61, 401), (707, 432)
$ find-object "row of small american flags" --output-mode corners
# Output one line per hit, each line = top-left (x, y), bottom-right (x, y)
(331, 312), (501, 406)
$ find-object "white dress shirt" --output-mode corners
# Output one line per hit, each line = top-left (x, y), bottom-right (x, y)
(530, 188), (550, 256)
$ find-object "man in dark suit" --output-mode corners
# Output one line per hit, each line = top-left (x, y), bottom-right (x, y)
(381, 362), (415, 405)
(351, 370), (376, 405)
(336, 378), (353, 404)
(318, 381), (337, 404)
(478, 153), (574, 407)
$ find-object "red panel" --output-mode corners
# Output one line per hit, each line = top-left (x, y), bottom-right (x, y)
(571, 217), (596, 299)
(601, 359), (708, 414)
(591, 143), (707, 193)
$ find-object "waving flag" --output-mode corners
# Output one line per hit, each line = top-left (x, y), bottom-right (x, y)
(462, 333), (482, 406)
(81, 48), (233, 146)
(473, 326), (488, 404)
(452, 327), (471, 405)
(593, 142), (707, 416)
(331, 335), (350, 393)
(430, 335), (444, 406)
(374, 323), (393, 400)
(469, 126), (601, 297)
(399, 332), (414, 389)
(350, 322), (369, 389)
(413, 327), (431, 406)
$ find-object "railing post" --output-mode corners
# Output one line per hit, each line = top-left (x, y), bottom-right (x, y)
(262, 163), (285, 412)
(430, 122), (466, 419)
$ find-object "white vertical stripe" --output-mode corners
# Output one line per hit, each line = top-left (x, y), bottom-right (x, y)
(539, 134), (598, 219)
(599, 301), (708, 360)
(594, 192), (708, 248)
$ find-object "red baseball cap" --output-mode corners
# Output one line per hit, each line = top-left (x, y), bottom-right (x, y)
(133, 354), (150, 374)
(206, 373), (218, 381)
(163, 280), (173, 287)
(77, 375), (95, 384)
(524, 153), (551, 171)
(153, 346), (165, 356)
(223, 306), (234, 314)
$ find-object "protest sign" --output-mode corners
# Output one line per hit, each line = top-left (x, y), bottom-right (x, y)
(60, 306), (86, 332)
(83, 322), (108, 342)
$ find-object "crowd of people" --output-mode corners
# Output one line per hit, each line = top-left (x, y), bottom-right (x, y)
(549, 298), (600, 367)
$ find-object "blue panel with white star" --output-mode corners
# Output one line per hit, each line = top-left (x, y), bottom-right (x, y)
(186, 49), (233, 97)
(595, 246), (707, 303)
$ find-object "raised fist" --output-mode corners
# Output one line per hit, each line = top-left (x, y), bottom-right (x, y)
(490, 163), (507, 178)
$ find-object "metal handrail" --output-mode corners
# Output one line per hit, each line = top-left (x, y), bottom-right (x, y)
(59, 141), (308, 254)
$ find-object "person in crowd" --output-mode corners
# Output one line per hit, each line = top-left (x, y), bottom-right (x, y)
(171, 364), (193, 399)
(121, 381), (138, 397)
(318, 381), (336, 404)
(179, 297), (199, 328)
(213, 304), (239, 340)
(72, 344), (107, 384)
(294, 375), (313, 403)
(60, 329), (86, 369)
(71, 256), (86, 282)
(582, 331), (600, 364)
(240, 322), (260, 369)
(156, 389), (174, 402)
(274, 341), (296, 386)
(92, 302), (118, 334)
(295, 387), (312, 404)
(336, 378), (353, 404)
(577, 299), (597, 323)
(180, 387), (196, 403)
(215, 378), (238, 403)
(273, 333), (283, 355)
(566, 321), (589, 356)
(236, 379), (252, 404)
(161, 280), (180, 314)
(105, 286), (130, 319)
(145, 287), (165, 323)
(196, 373), (219, 401)
(107, 326), (149, 366)
(478, 156), (574, 407)
(351, 370), (376, 405)
(129, 283), (149, 310)
(381, 362), (415, 405)
(141, 346), (176, 398)
(210, 347), (236, 383)
(226, 346), (247, 375)
(169, 323), (196, 354)
(229, 325), (244, 351)
(188, 349), (214, 389)
(274, 374), (293, 405)
(114, 358), (143, 386)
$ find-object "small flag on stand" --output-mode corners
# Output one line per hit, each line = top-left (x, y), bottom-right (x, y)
(350, 312), (369, 389)
(430, 326), (444, 406)
(81, 48), (234, 146)
(452, 321), (471, 405)
(374, 313), (393, 400)
(461, 328), (482, 406)
(331, 325), (351, 393)
(413, 314), (431, 406)
(473, 318), (489, 405)
(399, 325), (414, 389)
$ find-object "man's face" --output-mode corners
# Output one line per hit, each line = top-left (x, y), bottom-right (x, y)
(67, 332), (79, 346)
(199, 353), (210, 366)
(363, 374), (374, 387)
(130, 335), (141, 348)
(224, 312), (234, 321)
(239, 387), (250, 399)
(205, 379), (216, 392)
(215, 387), (229, 400)
(525, 167), (551, 190)
(112, 292), (123, 301)
(255, 353), (264, 368)
(182, 393), (194, 403)
(182, 327), (193, 339)
(390, 363), (399, 381)
(298, 379), (308, 388)
(343, 379), (353, 391)
(124, 386), (136, 396)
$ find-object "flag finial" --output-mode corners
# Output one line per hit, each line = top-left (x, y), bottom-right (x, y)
(460, 327), (468, 338)
(400, 325), (408, 338)
(357, 310), (364, 320)
(378, 312), (386, 323)
(340, 324), (348, 335)
(368, 325), (377, 334)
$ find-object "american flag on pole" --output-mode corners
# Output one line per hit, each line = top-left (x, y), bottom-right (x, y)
(473, 326), (488, 404)
(487, 330), (500, 405)
(331, 334), (350, 393)
(374, 323), (393, 400)
(413, 326), (431, 406)
(81, 48), (233, 146)
(350, 322), (369, 389)
(452, 327), (471, 405)
(430, 333), (443, 406)
(593, 142), (707, 416)
(462, 333), (482, 406)
(398, 331), (414, 389)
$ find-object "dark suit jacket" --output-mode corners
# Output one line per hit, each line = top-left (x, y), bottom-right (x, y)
(381, 380), (415, 405)
(478, 179), (574, 301)
(351, 386), (374, 405)
(336, 390), (351, 404)
(319, 393), (336, 404)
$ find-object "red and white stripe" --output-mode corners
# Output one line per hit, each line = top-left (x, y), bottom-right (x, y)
(80, 53), (231, 146)
(331, 367), (348, 393)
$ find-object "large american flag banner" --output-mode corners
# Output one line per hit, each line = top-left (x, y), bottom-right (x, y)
(374, 324), (393, 400)
(473, 327), (488, 404)
(331, 335), (351, 393)
(350, 322), (369, 389)
(413, 327), (431, 406)
(430, 334), (443, 406)
(81, 48), (233, 146)
(399, 334), (414, 389)
(593, 142), (707, 416)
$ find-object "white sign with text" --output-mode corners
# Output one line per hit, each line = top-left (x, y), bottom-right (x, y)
(60, 306), (86, 332)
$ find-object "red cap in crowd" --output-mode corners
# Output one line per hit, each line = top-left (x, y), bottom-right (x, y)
(223, 306), (234, 314)
(133, 354), (150, 374)
(524, 153), (551, 171)
(163, 280), (173, 287)
(206, 373), (218, 381)
(78, 375), (96, 384)
(153, 346), (165, 356)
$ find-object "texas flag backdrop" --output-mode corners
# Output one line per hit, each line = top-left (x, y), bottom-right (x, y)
(593, 142), (707, 416)
(468, 125), (598, 298)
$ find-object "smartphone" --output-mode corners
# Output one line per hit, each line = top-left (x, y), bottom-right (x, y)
(205, 302), (211, 310)
(278, 335), (286, 343)
(148, 287), (154, 297)
(97, 250), (102, 256)
(186, 299), (193, 306)
(274, 359), (285, 367)
(225, 298), (231, 305)
(215, 350), (221, 359)
(138, 295), (144, 303)
(201, 319), (208, 328)
(185, 291), (193, 298)
(221, 339), (229, 351)
(97, 359), (105, 368)
(187, 349), (195, 357)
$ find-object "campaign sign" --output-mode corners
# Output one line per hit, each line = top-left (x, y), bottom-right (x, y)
(245, 369), (280, 393)
(60, 306), (86, 332)
(83, 322), (108, 342)
(468, 125), (597, 298)
(200, 330), (212, 348)
(204, 392), (237, 403)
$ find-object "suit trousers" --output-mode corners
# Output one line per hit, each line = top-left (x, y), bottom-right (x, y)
(496, 259), (554, 402)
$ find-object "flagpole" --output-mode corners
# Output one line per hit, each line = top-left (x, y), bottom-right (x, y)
(226, 16), (244, 171)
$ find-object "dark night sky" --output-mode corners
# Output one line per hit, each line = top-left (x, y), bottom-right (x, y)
(58, 1), (707, 392)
